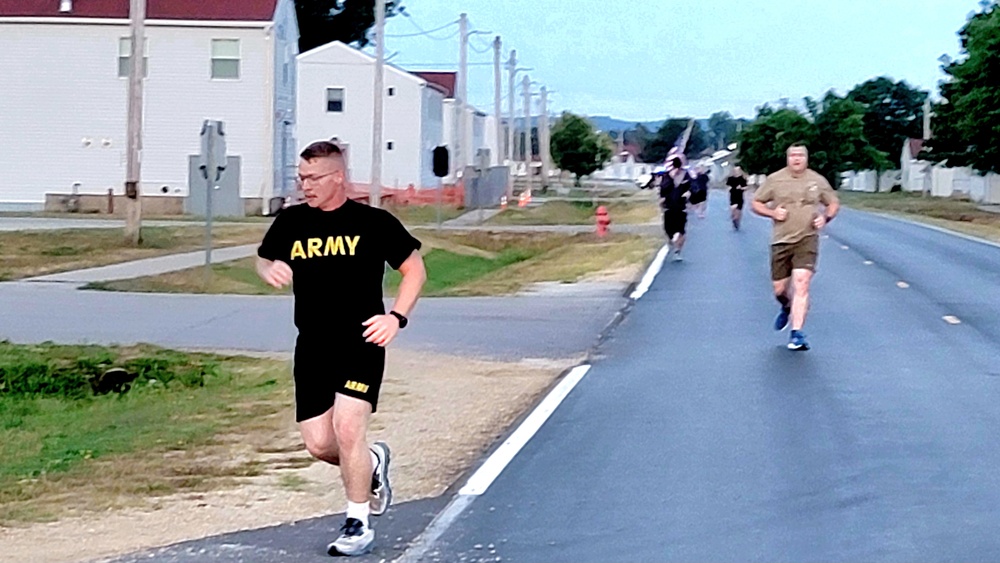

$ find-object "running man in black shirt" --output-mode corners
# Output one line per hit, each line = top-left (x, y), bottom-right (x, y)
(726, 166), (749, 230)
(257, 141), (426, 556)
(659, 156), (693, 262)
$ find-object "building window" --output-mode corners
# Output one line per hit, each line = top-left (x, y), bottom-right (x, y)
(118, 37), (148, 78)
(211, 39), (240, 79)
(387, 141), (394, 150)
(327, 88), (344, 112)
(388, 87), (395, 96)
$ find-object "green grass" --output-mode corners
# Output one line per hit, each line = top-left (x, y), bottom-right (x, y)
(0, 224), (268, 281)
(486, 200), (658, 226)
(0, 342), (289, 523)
(384, 246), (538, 295)
(85, 258), (289, 296)
(385, 205), (465, 225)
(837, 190), (1000, 243)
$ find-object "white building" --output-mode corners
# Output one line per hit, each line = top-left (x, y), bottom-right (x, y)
(297, 42), (447, 193)
(0, 0), (299, 215)
(901, 138), (931, 193)
(592, 150), (652, 183)
(418, 72), (500, 184)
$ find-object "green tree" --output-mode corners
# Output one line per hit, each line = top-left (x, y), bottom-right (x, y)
(811, 91), (891, 181)
(551, 113), (614, 186)
(846, 76), (928, 162)
(737, 106), (815, 176)
(623, 123), (654, 160)
(296, 0), (402, 53)
(925, 1), (1000, 173)
(738, 95), (888, 185)
(707, 111), (739, 151)
(642, 118), (708, 163)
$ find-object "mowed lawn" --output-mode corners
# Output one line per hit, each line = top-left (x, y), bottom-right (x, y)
(86, 231), (661, 297)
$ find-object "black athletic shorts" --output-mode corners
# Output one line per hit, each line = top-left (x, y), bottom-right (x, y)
(690, 190), (707, 205)
(730, 190), (744, 209)
(663, 210), (687, 237)
(292, 331), (386, 421)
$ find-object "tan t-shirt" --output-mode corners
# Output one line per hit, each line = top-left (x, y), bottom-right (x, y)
(754, 167), (838, 245)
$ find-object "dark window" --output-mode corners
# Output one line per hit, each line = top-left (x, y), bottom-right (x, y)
(327, 88), (344, 112)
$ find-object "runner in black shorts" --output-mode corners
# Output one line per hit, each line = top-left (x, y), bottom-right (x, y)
(726, 166), (749, 230)
(257, 141), (426, 556)
(659, 155), (692, 262)
(689, 166), (709, 219)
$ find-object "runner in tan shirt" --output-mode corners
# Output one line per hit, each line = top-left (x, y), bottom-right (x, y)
(751, 144), (839, 351)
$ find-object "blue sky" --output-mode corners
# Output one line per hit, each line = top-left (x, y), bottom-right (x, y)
(374, 0), (977, 122)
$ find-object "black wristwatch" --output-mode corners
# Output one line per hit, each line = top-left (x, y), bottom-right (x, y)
(389, 310), (408, 328)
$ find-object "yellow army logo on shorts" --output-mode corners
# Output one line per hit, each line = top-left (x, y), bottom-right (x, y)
(290, 235), (360, 260)
(344, 380), (369, 393)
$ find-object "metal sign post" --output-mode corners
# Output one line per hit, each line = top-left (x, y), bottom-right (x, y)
(433, 146), (449, 231)
(199, 120), (226, 286)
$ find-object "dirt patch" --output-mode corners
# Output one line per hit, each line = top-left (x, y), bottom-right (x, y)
(0, 350), (570, 563)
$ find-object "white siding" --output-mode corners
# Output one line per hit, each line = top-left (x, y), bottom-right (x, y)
(420, 87), (445, 188)
(296, 42), (439, 190)
(0, 20), (277, 204)
(442, 100), (492, 181)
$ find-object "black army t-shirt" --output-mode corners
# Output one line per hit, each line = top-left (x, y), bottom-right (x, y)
(257, 199), (421, 335)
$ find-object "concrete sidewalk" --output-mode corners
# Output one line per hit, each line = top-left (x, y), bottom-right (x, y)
(0, 216), (260, 231)
(22, 244), (258, 285)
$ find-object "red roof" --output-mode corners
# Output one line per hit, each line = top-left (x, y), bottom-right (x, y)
(413, 72), (456, 98)
(0, 0), (279, 21)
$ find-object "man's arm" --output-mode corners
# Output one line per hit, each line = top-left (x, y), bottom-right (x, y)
(256, 257), (292, 288)
(389, 250), (426, 317)
(752, 199), (784, 220)
(362, 250), (426, 346)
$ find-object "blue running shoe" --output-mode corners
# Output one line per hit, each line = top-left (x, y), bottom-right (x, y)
(788, 330), (810, 351)
(774, 306), (791, 331)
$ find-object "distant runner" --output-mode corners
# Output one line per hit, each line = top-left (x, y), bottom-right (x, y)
(726, 166), (749, 230)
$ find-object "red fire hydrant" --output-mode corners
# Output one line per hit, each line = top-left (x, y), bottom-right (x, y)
(596, 205), (611, 238)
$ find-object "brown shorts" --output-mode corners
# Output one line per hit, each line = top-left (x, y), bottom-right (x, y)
(771, 236), (819, 280)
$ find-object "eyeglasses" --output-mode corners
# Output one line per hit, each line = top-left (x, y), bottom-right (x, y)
(296, 170), (338, 188)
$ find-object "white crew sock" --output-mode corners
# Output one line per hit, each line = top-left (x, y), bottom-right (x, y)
(346, 501), (369, 528)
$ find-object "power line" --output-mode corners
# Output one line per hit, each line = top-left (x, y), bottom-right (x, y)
(396, 61), (494, 67)
(469, 41), (492, 54)
(385, 16), (458, 39)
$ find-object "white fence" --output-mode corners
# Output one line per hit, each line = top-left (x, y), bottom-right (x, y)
(844, 166), (1000, 204)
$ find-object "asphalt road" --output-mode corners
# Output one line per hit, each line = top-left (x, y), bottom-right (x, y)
(421, 198), (1000, 562)
(0, 280), (625, 362)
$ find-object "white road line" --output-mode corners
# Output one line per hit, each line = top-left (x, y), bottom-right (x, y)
(395, 364), (593, 563)
(897, 281), (910, 289)
(460, 364), (592, 495)
(841, 245), (850, 250)
(943, 315), (962, 325)
(629, 244), (669, 300)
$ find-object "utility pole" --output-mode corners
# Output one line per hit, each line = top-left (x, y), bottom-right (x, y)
(540, 86), (550, 190)
(454, 12), (468, 180)
(922, 97), (932, 140)
(506, 49), (516, 167)
(124, 0), (146, 245)
(522, 74), (532, 195)
(493, 36), (502, 167)
(370, 0), (386, 208)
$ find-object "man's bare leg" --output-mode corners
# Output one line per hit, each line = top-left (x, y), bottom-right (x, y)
(790, 268), (813, 331)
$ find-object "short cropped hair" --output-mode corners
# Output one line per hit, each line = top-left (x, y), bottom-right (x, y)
(786, 144), (809, 156)
(300, 140), (344, 161)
